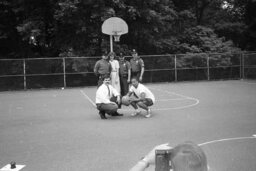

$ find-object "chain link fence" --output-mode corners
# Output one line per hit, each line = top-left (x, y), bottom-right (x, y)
(0, 52), (255, 91)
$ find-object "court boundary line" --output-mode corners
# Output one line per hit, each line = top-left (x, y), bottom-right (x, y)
(198, 136), (256, 146)
(80, 90), (96, 107)
(150, 87), (200, 110)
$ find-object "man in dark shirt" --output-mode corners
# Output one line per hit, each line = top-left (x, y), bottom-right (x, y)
(118, 53), (131, 96)
(130, 49), (144, 82)
(94, 52), (112, 87)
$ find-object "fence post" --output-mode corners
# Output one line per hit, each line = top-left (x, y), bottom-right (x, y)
(242, 53), (245, 79)
(207, 55), (210, 81)
(63, 57), (66, 88)
(240, 53), (242, 79)
(174, 55), (177, 82)
(23, 59), (27, 90)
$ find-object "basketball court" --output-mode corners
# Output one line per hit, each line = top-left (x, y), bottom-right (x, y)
(0, 80), (256, 171)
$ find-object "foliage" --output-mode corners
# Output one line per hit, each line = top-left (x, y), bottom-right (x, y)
(0, 0), (255, 59)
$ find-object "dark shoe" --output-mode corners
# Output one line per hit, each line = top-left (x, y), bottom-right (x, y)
(112, 112), (124, 116)
(99, 111), (107, 119)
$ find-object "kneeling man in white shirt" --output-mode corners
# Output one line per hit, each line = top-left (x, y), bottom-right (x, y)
(95, 74), (123, 119)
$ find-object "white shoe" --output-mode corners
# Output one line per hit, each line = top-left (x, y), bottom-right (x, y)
(131, 110), (141, 116)
(145, 109), (151, 118)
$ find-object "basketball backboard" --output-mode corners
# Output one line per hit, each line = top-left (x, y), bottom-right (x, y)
(102, 17), (128, 36)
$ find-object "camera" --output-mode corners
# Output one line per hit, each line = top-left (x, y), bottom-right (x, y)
(155, 149), (172, 171)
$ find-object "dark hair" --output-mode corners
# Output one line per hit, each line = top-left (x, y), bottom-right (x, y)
(131, 49), (138, 55)
(108, 52), (116, 57)
(131, 76), (139, 81)
(102, 50), (108, 56)
(102, 74), (111, 80)
(119, 53), (124, 58)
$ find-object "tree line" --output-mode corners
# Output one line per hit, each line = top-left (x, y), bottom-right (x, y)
(0, 0), (256, 59)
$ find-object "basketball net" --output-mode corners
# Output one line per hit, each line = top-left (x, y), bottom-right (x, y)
(113, 31), (121, 42)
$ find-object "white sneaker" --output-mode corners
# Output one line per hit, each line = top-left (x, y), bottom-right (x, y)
(131, 110), (141, 116)
(145, 108), (151, 118)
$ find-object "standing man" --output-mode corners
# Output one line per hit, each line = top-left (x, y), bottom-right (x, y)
(95, 74), (123, 119)
(94, 51), (112, 87)
(118, 53), (131, 96)
(127, 77), (155, 118)
(130, 49), (145, 82)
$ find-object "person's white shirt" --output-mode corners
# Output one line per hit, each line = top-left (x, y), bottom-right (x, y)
(129, 83), (155, 103)
(96, 84), (119, 104)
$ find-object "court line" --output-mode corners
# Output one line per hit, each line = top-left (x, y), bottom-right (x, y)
(80, 90), (96, 107)
(150, 87), (200, 110)
(157, 98), (187, 101)
(198, 136), (256, 146)
(150, 87), (197, 100)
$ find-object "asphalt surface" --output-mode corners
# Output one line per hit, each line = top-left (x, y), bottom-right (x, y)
(0, 80), (256, 171)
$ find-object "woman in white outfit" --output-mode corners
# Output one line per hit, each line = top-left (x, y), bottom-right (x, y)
(108, 52), (121, 94)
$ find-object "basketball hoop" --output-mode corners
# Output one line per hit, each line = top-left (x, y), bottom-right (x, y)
(102, 17), (128, 51)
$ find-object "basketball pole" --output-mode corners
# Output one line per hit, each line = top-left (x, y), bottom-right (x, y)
(110, 35), (113, 52)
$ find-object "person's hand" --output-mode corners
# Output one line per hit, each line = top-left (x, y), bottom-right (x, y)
(127, 79), (130, 83)
(139, 76), (142, 82)
(143, 143), (172, 165)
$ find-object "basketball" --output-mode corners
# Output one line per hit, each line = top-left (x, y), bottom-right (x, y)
(121, 96), (130, 106)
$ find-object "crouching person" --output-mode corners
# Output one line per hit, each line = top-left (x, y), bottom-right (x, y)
(95, 74), (123, 119)
(127, 77), (155, 118)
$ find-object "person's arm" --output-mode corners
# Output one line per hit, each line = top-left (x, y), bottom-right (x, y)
(129, 159), (149, 171)
(129, 93), (144, 103)
(109, 62), (112, 73)
(127, 91), (133, 97)
(140, 67), (144, 81)
(126, 86), (134, 97)
(111, 85), (121, 104)
(116, 61), (120, 84)
(94, 61), (100, 76)
(139, 59), (145, 82)
(127, 62), (131, 83)
(129, 144), (171, 171)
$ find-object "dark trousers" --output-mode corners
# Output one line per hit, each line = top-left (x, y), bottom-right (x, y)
(130, 98), (153, 110)
(120, 74), (129, 96)
(96, 97), (120, 115)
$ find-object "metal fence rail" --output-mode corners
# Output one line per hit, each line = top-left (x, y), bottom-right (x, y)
(0, 52), (255, 91)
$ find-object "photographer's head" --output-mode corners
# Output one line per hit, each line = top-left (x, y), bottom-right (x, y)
(171, 142), (207, 171)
